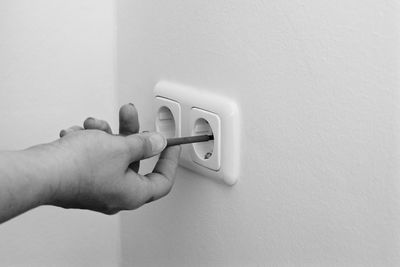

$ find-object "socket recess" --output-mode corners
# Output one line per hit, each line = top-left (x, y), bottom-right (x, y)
(154, 81), (240, 185)
(154, 97), (181, 138)
(190, 108), (221, 171)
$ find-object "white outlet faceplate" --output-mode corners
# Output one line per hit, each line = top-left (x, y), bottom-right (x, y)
(154, 81), (240, 185)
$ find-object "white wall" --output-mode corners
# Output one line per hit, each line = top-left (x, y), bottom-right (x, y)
(117, 0), (400, 266)
(0, 1), (120, 266)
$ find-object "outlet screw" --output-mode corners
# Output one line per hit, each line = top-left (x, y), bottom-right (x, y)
(204, 152), (213, 159)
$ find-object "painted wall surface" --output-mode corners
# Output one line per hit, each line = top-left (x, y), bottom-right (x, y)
(0, 1), (120, 266)
(117, 1), (400, 266)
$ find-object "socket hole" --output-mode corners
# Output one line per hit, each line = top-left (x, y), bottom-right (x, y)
(155, 106), (176, 138)
(192, 118), (214, 160)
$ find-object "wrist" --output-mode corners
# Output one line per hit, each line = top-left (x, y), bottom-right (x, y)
(18, 142), (66, 206)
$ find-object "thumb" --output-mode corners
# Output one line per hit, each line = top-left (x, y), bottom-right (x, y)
(124, 132), (167, 162)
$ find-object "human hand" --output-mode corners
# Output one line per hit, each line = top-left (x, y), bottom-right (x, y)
(47, 104), (181, 214)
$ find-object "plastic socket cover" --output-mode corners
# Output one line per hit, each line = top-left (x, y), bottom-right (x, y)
(154, 81), (240, 185)
(190, 108), (221, 171)
(154, 97), (181, 138)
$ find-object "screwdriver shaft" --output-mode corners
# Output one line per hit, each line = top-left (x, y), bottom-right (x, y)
(166, 135), (214, 147)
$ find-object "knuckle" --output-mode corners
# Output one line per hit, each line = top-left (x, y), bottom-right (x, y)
(137, 135), (149, 151)
(83, 117), (94, 127)
(103, 208), (119, 215)
(160, 181), (173, 198)
(120, 196), (141, 210)
(111, 185), (141, 210)
(101, 199), (123, 215)
(127, 134), (149, 158)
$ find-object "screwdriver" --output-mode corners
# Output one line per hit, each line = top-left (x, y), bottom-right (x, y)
(166, 135), (214, 147)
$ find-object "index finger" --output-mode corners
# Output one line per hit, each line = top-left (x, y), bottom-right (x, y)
(119, 103), (140, 136)
(119, 103), (141, 172)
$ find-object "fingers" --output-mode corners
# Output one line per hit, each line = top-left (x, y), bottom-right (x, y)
(124, 132), (167, 162)
(60, 117), (113, 138)
(119, 103), (140, 136)
(61, 103), (139, 137)
(83, 117), (113, 134)
(144, 146), (181, 202)
(59, 126), (84, 137)
(123, 145), (181, 207)
(119, 103), (141, 172)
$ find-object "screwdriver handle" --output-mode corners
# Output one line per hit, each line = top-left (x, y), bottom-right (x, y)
(166, 135), (214, 147)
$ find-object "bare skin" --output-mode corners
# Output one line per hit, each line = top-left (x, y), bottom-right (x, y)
(0, 103), (181, 223)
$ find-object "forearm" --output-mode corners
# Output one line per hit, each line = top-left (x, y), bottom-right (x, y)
(0, 144), (58, 223)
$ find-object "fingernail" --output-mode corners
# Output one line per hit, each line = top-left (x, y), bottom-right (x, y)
(149, 133), (166, 153)
(87, 117), (94, 121)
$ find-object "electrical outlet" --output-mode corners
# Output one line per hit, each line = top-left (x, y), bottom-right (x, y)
(190, 108), (221, 171)
(154, 96), (181, 138)
(154, 81), (240, 185)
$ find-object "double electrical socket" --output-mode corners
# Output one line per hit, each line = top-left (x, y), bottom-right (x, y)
(154, 81), (240, 185)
